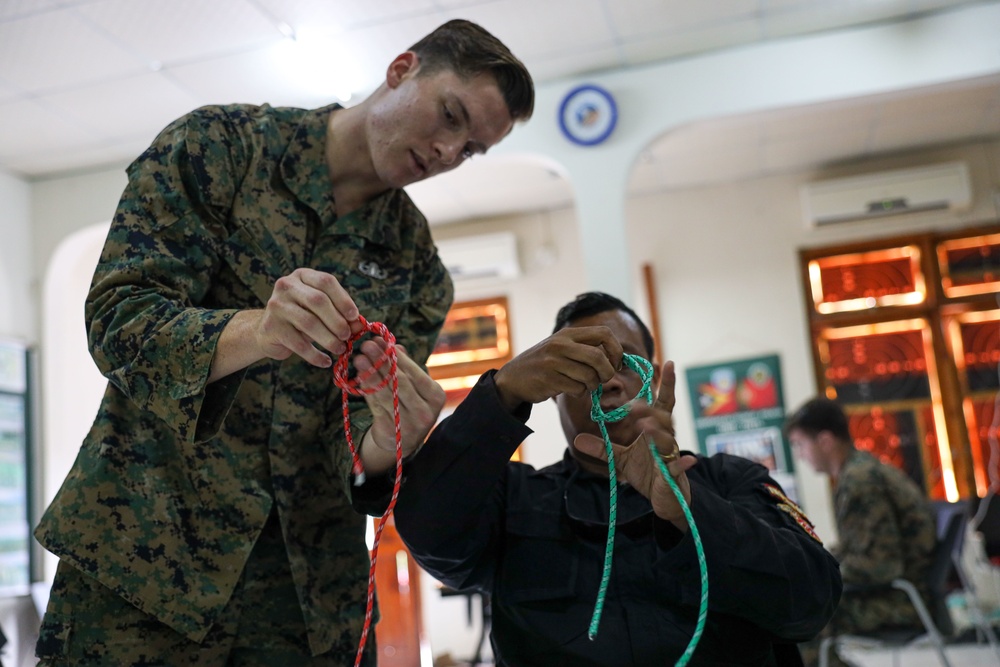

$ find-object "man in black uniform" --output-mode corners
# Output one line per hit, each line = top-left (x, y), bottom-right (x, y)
(394, 292), (842, 666)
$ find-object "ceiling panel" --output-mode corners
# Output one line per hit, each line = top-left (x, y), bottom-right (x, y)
(455, 0), (615, 61)
(620, 18), (761, 65)
(0, 0), (75, 22)
(254, 0), (440, 33)
(0, 78), (20, 104)
(525, 43), (626, 85)
(75, 0), (281, 66)
(38, 72), (203, 143)
(5, 138), (151, 177)
(0, 9), (144, 93)
(0, 98), (99, 159)
(168, 40), (357, 110)
(608, 0), (759, 40)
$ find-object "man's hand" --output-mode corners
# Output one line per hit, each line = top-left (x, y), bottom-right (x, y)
(353, 338), (446, 475)
(573, 361), (698, 531)
(493, 326), (624, 412)
(209, 268), (364, 382)
(257, 268), (364, 366)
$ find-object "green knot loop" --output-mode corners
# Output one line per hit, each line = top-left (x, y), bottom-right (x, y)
(589, 354), (654, 424)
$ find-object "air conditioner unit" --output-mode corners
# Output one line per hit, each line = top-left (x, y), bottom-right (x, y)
(801, 161), (972, 227)
(436, 232), (521, 282)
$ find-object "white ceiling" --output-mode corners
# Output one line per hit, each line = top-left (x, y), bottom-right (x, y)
(1, 0), (998, 224)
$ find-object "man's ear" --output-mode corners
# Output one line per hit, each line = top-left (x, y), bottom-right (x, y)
(386, 51), (420, 89)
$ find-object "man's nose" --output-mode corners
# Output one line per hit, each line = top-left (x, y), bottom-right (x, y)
(434, 138), (463, 165)
(601, 369), (629, 394)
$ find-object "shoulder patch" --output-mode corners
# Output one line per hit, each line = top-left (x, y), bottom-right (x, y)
(763, 483), (823, 544)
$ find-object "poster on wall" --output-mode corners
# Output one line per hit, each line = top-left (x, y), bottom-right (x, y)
(685, 354), (793, 477)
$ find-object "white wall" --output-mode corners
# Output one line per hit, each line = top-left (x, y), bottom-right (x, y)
(0, 170), (34, 342)
(39, 222), (111, 587)
(30, 166), (128, 288)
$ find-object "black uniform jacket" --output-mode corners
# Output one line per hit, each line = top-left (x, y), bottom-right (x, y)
(394, 371), (842, 666)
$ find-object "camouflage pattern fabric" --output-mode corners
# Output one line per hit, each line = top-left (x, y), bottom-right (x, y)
(800, 450), (937, 666)
(34, 103), (453, 657)
(831, 450), (936, 627)
(37, 510), (377, 666)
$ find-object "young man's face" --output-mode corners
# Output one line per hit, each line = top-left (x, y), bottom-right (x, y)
(366, 53), (514, 189)
(788, 427), (827, 474)
(555, 309), (659, 469)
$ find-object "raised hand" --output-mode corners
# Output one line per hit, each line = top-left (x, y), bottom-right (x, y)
(573, 360), (698, 531)
(493, 326), (624, 412)
(353, 338), (446, 475)
(208, 269), (368, 383)
(257, 268), (365, 367)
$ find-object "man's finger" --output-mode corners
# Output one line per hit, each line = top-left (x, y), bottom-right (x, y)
(653, 360), (677, 413)
(573, 433), (611, 462)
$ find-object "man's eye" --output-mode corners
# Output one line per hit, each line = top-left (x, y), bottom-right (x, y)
(461, 146), (474, 159)
(444, 106), (457, 125)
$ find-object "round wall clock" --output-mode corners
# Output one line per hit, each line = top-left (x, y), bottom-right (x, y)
(558, 84), (618, 146)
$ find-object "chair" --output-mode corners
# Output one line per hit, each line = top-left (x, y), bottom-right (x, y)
(969, 493), (1000, 559)
(819, 511), (965, 667)
(949, 510), (1000, 661)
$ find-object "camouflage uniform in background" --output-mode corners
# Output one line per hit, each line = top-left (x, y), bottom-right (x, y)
(801, 449), (937, 666)
(34, 103), (454, 664)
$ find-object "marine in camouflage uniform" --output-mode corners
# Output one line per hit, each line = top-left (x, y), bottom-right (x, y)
(786, 398), (937, 667)
(35, 18), (534, 664)
(827, 449), (937, 632)
(34, 102), (453, 664)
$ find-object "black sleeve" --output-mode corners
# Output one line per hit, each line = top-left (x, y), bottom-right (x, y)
(653, 455), (842, 641)
(393, 370), (532, 592)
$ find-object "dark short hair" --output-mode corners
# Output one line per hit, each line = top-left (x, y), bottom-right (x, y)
(553, 292), (655, 359)
(785, 397), (852, 443)
(409, 19), (534, 122)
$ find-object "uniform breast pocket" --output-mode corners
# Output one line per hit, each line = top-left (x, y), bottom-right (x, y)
(499, 509), (579, 604)
(353, 283), (409, 328)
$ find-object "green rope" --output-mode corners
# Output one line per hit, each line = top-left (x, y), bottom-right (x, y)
(650, 437), (710, 666)
(587, 353), (709, 667)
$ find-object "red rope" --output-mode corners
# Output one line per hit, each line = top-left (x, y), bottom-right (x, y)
(332, 315), (402, 667)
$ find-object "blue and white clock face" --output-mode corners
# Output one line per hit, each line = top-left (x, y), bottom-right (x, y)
(558, 84), (618, 146)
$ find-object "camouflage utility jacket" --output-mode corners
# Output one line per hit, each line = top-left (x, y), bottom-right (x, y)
(832, 450), (936, 589)
(35, 103), (453, 655)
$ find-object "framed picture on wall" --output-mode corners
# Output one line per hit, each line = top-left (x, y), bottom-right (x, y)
(684, 354), (792, 473)
(427, 296), (513, 406)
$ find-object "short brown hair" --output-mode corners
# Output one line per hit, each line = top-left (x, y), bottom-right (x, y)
(409, 19), (534, 122)
(785, 397), (853, 443)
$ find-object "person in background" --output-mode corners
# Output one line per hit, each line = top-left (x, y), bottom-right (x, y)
(33, 19), (533, 666)
(785, 397), (937, 667)
(392, 292), (841, 666)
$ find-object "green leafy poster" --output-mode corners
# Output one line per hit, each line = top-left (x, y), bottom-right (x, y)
(685, 354), (792, 474)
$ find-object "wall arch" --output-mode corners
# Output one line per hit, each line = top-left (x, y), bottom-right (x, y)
(39, 221), (110, 582)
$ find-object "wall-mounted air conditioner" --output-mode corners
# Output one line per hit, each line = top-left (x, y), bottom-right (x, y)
(436, 232), (521, 282)
(800, 161), (972, 227)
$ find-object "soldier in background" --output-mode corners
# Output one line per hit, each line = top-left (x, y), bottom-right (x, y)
(33, 19), (533, 666)
(785, 398), (937, 667)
